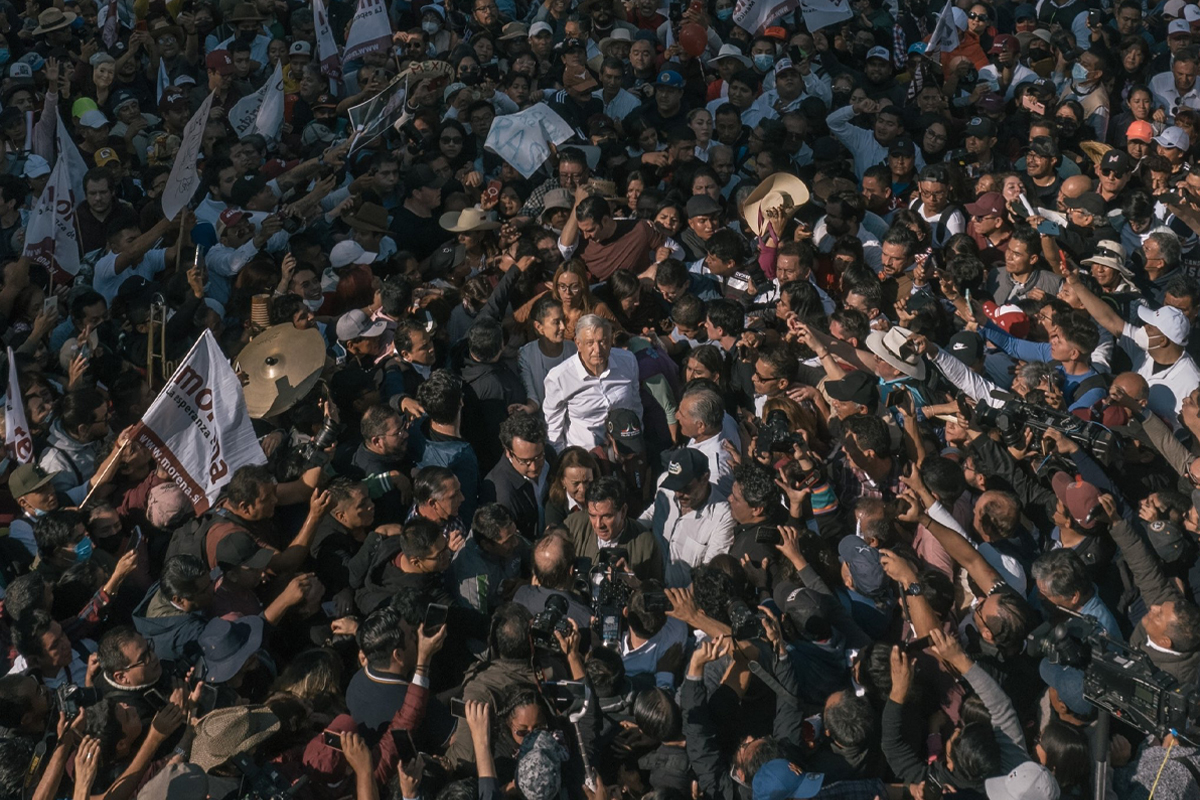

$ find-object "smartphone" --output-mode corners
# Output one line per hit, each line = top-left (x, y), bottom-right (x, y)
(42, 296), (57, 317)
(755, 526), (782, 545)
(423, 603), (449, 634)
(321, 601), (338, 618)
(485, 179), (501, 199)
(1037, 219), (1061, 236)
(391, 729), (417, 763)
(904, 635), (933, 653)
(886, 388), (909, 407)
(135, 19), (148, 31)
(450, 698), (467, 718)
(195, 683), (218, 716)
(1087, 8), (1103, 26)
(128, 526), (143, 553)
(543, 680), (586, 712)
(323, 731), (343, 750)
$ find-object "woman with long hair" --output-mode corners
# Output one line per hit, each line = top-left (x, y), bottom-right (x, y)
(514, 259), (618, 340)
(545, 447), (601, 527)
(519, 294), (578, 410)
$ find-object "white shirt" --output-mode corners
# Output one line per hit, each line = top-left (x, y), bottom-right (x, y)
(593, 88), (641, 122)
(827, 103), (926, 179)
(639, 486), (734, 587)
(1150, 71), (1200, 122)
(1119, 322), (1200, 428)
(688, 431), (736, 497)
(92, 248), (168, 303)
(543, 349), (643, 450)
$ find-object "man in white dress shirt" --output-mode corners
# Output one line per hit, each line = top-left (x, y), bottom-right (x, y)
(543, 315), (643, 450)
(639, 448), (734, 587)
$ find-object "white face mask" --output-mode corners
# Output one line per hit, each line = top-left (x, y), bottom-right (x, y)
(304, 297), (324, 312)
(422, 19), (440, 34)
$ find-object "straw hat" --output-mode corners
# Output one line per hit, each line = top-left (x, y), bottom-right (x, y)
(33, 8), (76, 34)
(741, 172), (811, 237)
(866, 325), (926, 381)
(439, 207), (501, 232)
(189, 705), (280, 772)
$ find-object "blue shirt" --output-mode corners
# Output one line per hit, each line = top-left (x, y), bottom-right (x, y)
(1080, 589), (1123, 641)
(983, 322), (1106, 411)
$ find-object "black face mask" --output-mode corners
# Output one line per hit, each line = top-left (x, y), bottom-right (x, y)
(1057, 119), (1079, 138)
(239, 29), (257, 42)
(460, 70), (480, 85)
(1027, 48), (1051, 63)
(832, 89), (851, 107)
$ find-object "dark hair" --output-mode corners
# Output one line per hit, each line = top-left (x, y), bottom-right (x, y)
(754, 341), (798, 384)
(824, 692), (876, 748)
(0, 730), (35, 795)
(70, 290), (106, 323)
(684, 345), (725, 379)
(499, 411), (546, 450)
(472, 503), (514, 543)
(655, 258), (690, 289)
(1168, 601), (1200, 651)
(530, 293), (562, 324)
(672, 293), (705, 327)
(60, 388), (105, 435)
(225, 464), (274, 508)
(633, 688), (682, 741)
(11, 609), (54, 660)
(33, 509), (84, 559)
(585, 475), (626, 510)
(161, 555), (210, 601)
(325, 476), (367, 510)
(394, 319), (428, 357)
(358, 607), (406, 670)
(732, 462), (780, 511)
(468, 319), (504, 362)
(585, 646), (625, 694)
(1057, 309), (1100, 356)
(705, 298), (743, 337)
(628, 581), (667, 639)
(1009, 224), (1043, 266)
(96, 625), (143, 674)
(705, 229), (750, 264)
(1165, 274), (1200, 305)
(417, 369), (463, 424)
(843, 414), (890, 457)
(919, 456), (967, 505)
(986, 592), (1037, 653)
(361, 404), (403, 441)
(830, 308), (870, 345)
(952, 722), (1002, 783)
(576, 196), (611, 224)
(400, 516), (445, 560)
(1039, 720), (1090, 792)
(3, 573), (46, 623)
(492, 602), (533, 659)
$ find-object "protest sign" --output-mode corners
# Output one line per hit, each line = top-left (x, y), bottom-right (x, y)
(484, 103), (574, 179)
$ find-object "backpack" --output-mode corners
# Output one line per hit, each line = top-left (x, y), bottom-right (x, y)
(164, 508), (240, 569)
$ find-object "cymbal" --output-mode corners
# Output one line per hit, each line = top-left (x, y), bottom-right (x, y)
(237, 324), (326, 419)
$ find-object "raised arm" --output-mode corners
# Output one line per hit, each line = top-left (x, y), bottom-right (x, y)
(1063, 268), (1126, 337)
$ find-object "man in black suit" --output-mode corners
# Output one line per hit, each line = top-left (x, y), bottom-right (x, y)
(481, 412), (553, 539)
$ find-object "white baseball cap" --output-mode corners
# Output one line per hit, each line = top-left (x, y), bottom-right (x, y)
(1169, 17), (1192, 34)
(330, 240), (376, 269)
(984, 762), (1060, 800)
(79, 109), (109, 129)
(1138, 304), (1191, 346)
(1165, 0), (1188, 18)
(289, 41), (312, 56)
(1155, 125), (1191, 151)
(336, 309), (388, 342)
(866, 45), (890, 62)
(529, 21), (553, 37)
(1186, 4), (1200, 21)
(22, 154), (50, 179)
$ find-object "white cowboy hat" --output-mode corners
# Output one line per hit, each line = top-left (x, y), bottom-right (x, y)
(867, 325), (926, 381)
(439, 207), (501, 233)
(741, 172), (811, 237)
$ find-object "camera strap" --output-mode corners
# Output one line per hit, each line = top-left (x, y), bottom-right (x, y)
(747, 660), (798, 705)
(1171, 755), (1200, 788)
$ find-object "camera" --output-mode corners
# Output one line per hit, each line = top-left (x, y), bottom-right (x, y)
(589, 549), (635, 650)
(299, 415), (341, 462)
(727, 599), (765, 641)
(49, 685), (101, 717)
(529, 594), (573, 651)
(230, 752), (308, 800)
(974, 391), (1120, 465)
(1028, 616), (1200, 740)
(756, 409), (807, 457)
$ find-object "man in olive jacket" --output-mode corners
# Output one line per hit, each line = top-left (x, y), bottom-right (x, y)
(565, 475), (664, 583)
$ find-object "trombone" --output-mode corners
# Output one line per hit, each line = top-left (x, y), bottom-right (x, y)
(146, 293), (174, 389)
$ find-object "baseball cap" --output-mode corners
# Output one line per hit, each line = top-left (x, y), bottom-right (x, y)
(983, 301), (1031, 338)
(1155, 125), (1191, 151)
(1137, 303), (1191, 345)
(206, 49), (234, 75)
(990, 761), (1064, 800)
(1165, 0), (1187, 18)
(336, 309), (388, 342)
(1026, 136), (1059, 157)
(289, 40), (312, 56)
(966, 191), (1005, 217)
(215, 530), (274, 571)
(685, 195), (722, 218)
(79, 109), (109, 129)
(587, 114), (615, 138)
(564, 68), (598, 91)
(529, 21), (553, 36)
(8, 62), (31, 80)
(965, 116), (997, 137)
(1126, 120), (1153, 143)
(1082, 240), (1131, 277)
(907, 42), (926, 55)
(773, 57), (799, 76)
(1100, 149), (1133, 175)
(1064, 191), (1105, 217)
(888, 134), (915, 157)
(977, 92), (1006, 114)
(1014, 2), (1035, 19)
(825, 371), (876, 406)
(406, 163), (446, 193)
(1036, 661), (1091, 721)
(111, 88), (139, 111)
(989, 34), (1019, 55)
(838, 536), (886, 597)
(946, 331), (983, 365)
(1187, 4), (1200, 22)
(657, 70), (684, 88)
(606, 407), (646, 455)
(18, 52), (43, 71)
(216, 208), (250, 236)
(1148, 519), (1187, 563)
(751, 760), (825, 800)
(94, 147), (120, 167)
(661, 447), (710, 491)
(1051, 472), (1103, 531)
(23, 154), (50, 179)
(865, 45), (890, 62)
(330, 240), (377, 269)
(313, 93), (338, 110)
(558, 37), (586, 52)
(9, 463), (57, 498)
(1169, 18), (1192, 35)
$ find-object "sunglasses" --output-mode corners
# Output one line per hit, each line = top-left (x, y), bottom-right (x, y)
(968, 11), (989, 20)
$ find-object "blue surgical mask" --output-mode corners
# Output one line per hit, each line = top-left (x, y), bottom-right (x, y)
(74, 536), (93, 563)
(1072, 63), (1089, 82)
(0, 49), (11, 66)
(716, 7), (733, 19)
(753, 53), (774, 71)
(422, 20), (440, 34)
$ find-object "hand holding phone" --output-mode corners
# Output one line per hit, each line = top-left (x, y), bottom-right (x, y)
(323, 731), (343, 750)
(423, 603), (448, 635)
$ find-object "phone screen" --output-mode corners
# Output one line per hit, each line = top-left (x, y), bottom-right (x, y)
(323, 731), (343, 750)
(196, 683), (218, 716)
(392, 729), (417, 762)
(42, 297), (57, 317)
(129, 526), (143, 553)
(424, 603), (448, 633)
(450, 698), (467, 718)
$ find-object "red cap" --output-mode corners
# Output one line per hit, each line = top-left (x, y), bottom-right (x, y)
(206, 50), (234, 75)
(217, 208), (249, 234)
(989, 34), (1019, 55)
(1051, 472), (1103, 531)
(1126, 120), (1154, 143)
(966, 191), (1005, 218)
(982, 301), (1031, 338)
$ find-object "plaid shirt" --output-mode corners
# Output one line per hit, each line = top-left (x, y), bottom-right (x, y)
(831, 451), (904, 502)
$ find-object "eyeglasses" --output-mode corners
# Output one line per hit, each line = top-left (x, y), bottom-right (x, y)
(752, 371), (777, 383)
(124, 640), (156, 670)
(509, 448), (546, 466)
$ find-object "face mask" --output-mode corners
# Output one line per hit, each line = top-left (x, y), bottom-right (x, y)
(422, 20), (440, 34)
(0, 49), (10, 66)
(753, 53), (774, 71)
(239, 29), (257, 42)
(832, 89), (851, 106)
(1057, 118), (1079, 137)
(304, 297), (324, 312)
(716, 7), (733, 19)
(1072, 63), (1090, 83)
(74, 536), (93, 563)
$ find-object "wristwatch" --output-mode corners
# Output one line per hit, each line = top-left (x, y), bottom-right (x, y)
(903, 582), (923, 597)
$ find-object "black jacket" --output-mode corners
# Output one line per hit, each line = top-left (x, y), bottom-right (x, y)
(460, 356), (527, 473)
(481, 454), (550, 539)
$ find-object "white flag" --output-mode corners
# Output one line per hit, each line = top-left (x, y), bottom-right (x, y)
(925, 0), (960, 56)
(484, 103), (575, 179)
(23, 155), (81, 280)
(313, 0), (342, 91)
(4, 349), (32, 465)
(229, 63), (285, 140)
(731, 0), (802, 34)
(98, 0), (120, 48)
(157, 58), (169, 104)
(162, 91), (215, 223)
(135, 330), (266, 514)
(798, 0), (852, 31)
(54, 116), (86, 202)
(343, 0), (393, 62)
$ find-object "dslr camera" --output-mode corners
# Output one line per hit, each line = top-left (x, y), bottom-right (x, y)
(50, 685), (101, 717)
(529, 594), (574, 652)
(756, 409), (808, 457)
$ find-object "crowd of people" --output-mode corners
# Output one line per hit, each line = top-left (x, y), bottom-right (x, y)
(8, 0), (1200, 797)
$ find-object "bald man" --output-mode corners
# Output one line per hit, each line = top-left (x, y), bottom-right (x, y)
(512, 533), (592, 628)
(1058, 175), (1094, 213)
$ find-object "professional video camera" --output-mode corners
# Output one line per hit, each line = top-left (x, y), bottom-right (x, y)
(298, 415), (341, 463)
(1028, 616), (1200, 740)
(756, 409), (808, 457)
(230, 752), (308, 800)
(49, 685), (101, 717)
(727, 599), (765, 641)
(529, 594), (574, 652)
(588, 548), (635, 650)
(974, 391), (1120, 465)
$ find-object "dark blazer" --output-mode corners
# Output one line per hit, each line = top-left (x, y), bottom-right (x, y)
(480, 453), (555, 540)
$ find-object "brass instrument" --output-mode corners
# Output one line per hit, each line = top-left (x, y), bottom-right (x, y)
(146, 293), (174, 389)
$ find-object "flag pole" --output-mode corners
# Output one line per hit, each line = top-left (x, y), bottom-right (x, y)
(79, 436), (132, 508)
